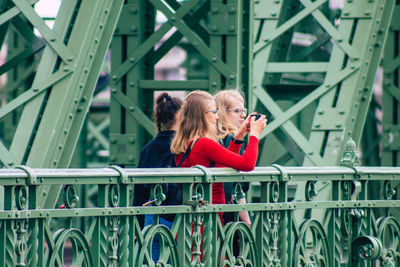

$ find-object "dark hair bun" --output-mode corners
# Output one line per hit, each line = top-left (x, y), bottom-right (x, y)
(155, 93), (182, 132)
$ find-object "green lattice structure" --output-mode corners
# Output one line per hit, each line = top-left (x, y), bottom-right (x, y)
(0, 1), (400, 265)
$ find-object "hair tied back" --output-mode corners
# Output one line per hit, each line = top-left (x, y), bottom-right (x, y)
(164, 95), (172, 101)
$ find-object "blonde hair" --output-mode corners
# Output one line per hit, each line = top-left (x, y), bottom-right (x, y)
(215, 89), (245, 139)
(171, 90), (217, 154)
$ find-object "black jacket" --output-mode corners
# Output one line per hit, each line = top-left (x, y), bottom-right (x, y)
(134, 130), (181, 225)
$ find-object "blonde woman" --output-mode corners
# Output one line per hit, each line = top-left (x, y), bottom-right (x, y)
(171, 90), (266, 220)
(215, 89), (253, 227)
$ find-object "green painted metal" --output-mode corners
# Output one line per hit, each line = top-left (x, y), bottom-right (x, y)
(109, 0), (251, 167)
(0, 1), (124, 210)
(0, 1), (397, 171)
(253, 0), (395, 167)
(0, 5), (399, 265)
(0, 166), (399, 266)
(382, 2), (400, 167)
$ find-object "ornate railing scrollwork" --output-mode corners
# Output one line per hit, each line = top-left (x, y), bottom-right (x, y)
(220, 222), (258, 267)
(14, 219), (28, 267)
(294, 219), (331, 266)
(47, 228), (93, 267)
(185, 184), (208, 208)
(15, 186), (28, 211)
(384, 181), (396, 200)
(270, 182), (279, 203)
(63, 185), (79, 208)
(232, 183), (245, 204)
(378, 217), (400, 266)
(352, 236), (382, 261)
(138, 224), (180, 266)
(108, 184), (120, 208)
(305, 181), (318, 201)
(108, 217), (119, 265)
(0, 166), (400, 266)
(268, 211), (281, 266)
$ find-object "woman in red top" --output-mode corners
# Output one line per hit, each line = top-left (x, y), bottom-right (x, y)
(170, 90), (266, 214)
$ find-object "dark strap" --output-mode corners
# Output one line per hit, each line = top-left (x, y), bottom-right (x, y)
(177, 139), (199, 167)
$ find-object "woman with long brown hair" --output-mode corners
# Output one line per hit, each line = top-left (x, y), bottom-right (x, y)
(171, 90), (266, 209)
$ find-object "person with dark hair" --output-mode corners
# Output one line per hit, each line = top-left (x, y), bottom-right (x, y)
(134, 92), (182, 229)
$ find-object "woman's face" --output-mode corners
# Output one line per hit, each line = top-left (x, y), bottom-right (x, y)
(205, 99), (219, 126)
(226, 96), (246, 128)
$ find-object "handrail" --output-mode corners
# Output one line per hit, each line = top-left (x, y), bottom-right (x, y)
(0, 166), (399, 266)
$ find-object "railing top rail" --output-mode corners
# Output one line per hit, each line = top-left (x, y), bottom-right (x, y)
(0, 166), (399, 186)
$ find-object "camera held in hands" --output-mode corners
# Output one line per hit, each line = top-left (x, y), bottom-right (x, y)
(250, 114), (262, 120)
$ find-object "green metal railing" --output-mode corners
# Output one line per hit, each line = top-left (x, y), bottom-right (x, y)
(1, 165), (400, 266)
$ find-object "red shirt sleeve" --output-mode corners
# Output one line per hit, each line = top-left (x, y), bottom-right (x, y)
(191, 136), (259, 171)
(227, 140), (241, 154)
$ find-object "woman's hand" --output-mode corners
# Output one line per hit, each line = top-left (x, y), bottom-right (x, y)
(249, 114), (267, 138)
(233, 115), (251, 141)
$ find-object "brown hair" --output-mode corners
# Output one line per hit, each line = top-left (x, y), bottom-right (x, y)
(155, 93), (182, 132)
(215, 89), (245, 139)
(171, 90), (217, 154)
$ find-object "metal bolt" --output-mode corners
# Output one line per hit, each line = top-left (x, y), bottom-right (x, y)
(211, 6), (219, 13)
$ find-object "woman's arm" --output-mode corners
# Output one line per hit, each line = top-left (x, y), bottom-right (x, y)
(195, 136), (259, 171)
(238, 197), (251, 226)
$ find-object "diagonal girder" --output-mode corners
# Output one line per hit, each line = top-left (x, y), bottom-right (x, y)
(147, 0), (236, 82)
(12, 0), (75, 63)
(110, 0), (249, 166)
(1, 0), (125, 210)
(382, 2), (400, 166)
(252, 0), (394, 167)
(111, 0), (203, 82)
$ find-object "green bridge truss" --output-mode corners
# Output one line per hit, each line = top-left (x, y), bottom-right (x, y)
(0, 0), (400, 266)
(0, 0), (398, 172)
